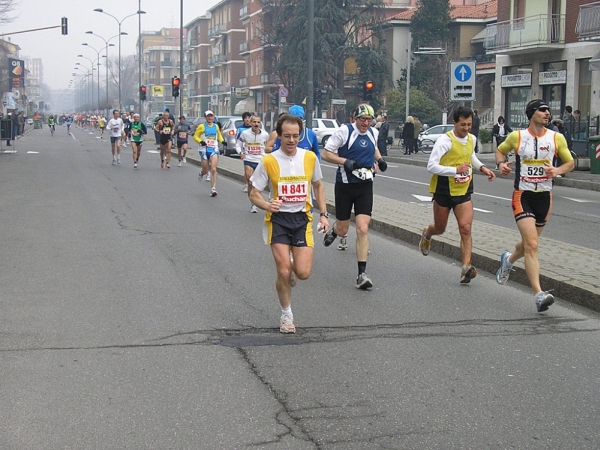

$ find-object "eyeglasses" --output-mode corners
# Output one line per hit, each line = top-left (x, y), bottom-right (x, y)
(356, 117), (372, 123)
(537, 107), (550, 113)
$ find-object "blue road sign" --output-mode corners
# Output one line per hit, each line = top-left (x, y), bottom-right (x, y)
(454, 64), (472, 82)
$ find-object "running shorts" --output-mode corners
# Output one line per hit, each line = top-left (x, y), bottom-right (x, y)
(512, 190), (552, 227)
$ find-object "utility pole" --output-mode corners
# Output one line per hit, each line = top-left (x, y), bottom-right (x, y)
(306, 0), (314, 128)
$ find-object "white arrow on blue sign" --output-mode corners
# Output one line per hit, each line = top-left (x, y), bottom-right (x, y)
(454, 64), (472, 82)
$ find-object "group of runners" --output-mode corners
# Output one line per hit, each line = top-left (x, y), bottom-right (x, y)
(88, 98), (572, 333)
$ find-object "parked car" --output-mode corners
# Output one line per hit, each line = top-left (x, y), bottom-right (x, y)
(417, 124), (454, 151)
(311, 118), (340, 146)
(218, 116), (244, 156)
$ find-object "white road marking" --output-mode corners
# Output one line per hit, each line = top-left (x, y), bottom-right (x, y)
(563, 197), (597, 203)
(147, 150), (160, 154)
(473, 207), (493, 214)
(27, 151), (39, 154)
(412, 194), (432, 202)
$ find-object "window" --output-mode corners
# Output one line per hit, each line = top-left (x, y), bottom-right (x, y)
(513, 0), (525, 29)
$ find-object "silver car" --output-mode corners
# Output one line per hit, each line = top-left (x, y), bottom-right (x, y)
(311, 118), (340, 146)
(219, 116), (244, 156)
(417, 124), (454, 152)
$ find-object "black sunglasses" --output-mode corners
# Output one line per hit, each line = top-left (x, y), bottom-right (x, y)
(537, 107), (550, 113)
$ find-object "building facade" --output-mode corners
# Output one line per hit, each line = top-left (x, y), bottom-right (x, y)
(486, 0), (600, 138)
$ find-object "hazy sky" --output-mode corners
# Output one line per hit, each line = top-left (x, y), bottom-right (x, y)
(1, 0), (221, 90)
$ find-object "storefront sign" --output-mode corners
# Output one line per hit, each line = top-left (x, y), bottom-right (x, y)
(538, 70), (567, 85)
(8, 58), (25, 90)
(501, 73), (531, 87)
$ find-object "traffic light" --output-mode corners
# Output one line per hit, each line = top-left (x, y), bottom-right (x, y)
(363, 80), (374, 101)
(140, 85), (147, 101)
(61, 17), (68, 35)
(315, 88), (322, 105)
(172, 76), (180, 98)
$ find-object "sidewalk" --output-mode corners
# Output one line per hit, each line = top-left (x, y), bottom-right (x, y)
(177, 149), (600, 313)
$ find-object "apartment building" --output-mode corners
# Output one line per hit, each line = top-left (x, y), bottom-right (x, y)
(485, 0), (600, 131)
(140, 28), (185, 115)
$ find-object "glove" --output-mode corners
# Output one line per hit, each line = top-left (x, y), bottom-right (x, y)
(343, 159), (359, 172)
(377, 158), (388, 172)
(199, 140), (207, 147)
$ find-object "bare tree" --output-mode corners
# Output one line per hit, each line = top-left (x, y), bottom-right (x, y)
(0, 0), (18, 25)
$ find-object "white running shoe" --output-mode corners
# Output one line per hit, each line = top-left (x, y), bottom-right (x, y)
(183, 157), (186, 163)
(495, 251), (513, 285)
(242, 184), (248, 193)
(112, 159), (116, 165)
(117, 158), (121, 165)
(250, 205), (258, 213)
(337, 237), (348, 251)
(535, 291), (555, 312)
(356, 273), (373, 290)
(280, 314), (296, 334)
(210, 187), (217, 197)
(178, 161), (182, 167)
(198, 172), (203, 181)
(134, 162), (138, 169)
(206, 173), (211, 182)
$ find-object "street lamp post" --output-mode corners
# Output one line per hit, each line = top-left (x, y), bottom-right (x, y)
(81, 43), (104, 112)
(85, 31), (120, 114)
(93, 8), (146, 112)
(78, 54), (98, 110)
(74, 66), (94, 110)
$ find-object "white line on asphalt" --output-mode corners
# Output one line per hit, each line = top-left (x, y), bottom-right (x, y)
(563, 196), (598, 203)
(473, 207), (493, 213)
(27, 151), (39, 154)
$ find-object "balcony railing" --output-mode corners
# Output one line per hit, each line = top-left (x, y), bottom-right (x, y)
(160, 61), (173, 67)
(213, 55), (227, 65)
(184, 63), (198, 72)
(189, 89), (198, 97)
(208, 24), (227, 38)
(576, 2), (600, 40)
(208, 85), (227, 93)
(484, 14), (565, 52)
(260, 73), (273, 84)
(239, 41), (249, 54)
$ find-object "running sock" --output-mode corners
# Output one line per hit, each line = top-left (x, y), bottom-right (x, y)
(281, 306), (293, 317)
(358, 262), (367, 275)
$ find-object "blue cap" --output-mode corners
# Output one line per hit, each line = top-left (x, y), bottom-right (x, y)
(289, 105), (305, 119)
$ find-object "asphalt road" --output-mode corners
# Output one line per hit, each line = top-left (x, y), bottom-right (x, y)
(1, 127), (599, 449)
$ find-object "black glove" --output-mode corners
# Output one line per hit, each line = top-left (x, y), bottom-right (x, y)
(377, 158), (388, 172)
(221, 141), (227, 147)
(199, 140), (207, 147)
(343, 159), (359, 172)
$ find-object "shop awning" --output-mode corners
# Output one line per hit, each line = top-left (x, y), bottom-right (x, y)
(234, 98), (255, 115)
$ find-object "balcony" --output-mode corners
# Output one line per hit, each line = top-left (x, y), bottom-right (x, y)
(260, 73), (275, 84)
(208, 24), (227, 38)
(239, 41), (249, 55)
(484, 14), (565, 54)
(189, 89), (198, 97)
(240, 4), (250, 21)
(208, 84), (228, 94)
(207, 56), (227, 67)
(184, 63), (198, 72)
(160, 61), (174, 67)
(576, 2), (600, 41)
(239, 77), (248, 87)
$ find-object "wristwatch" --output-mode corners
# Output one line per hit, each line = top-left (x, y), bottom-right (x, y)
(320, 212), (329, 218)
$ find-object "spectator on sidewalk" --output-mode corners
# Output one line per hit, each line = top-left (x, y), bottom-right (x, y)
(413, 115), (421, 154)
(377, 114), (389, 156)
(402, 116), (415, 155)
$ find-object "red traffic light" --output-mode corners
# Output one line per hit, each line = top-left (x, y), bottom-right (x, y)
(141, 86), (147, 92)
(365, 81), (374, 90)
(172, 77), (180, 87)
